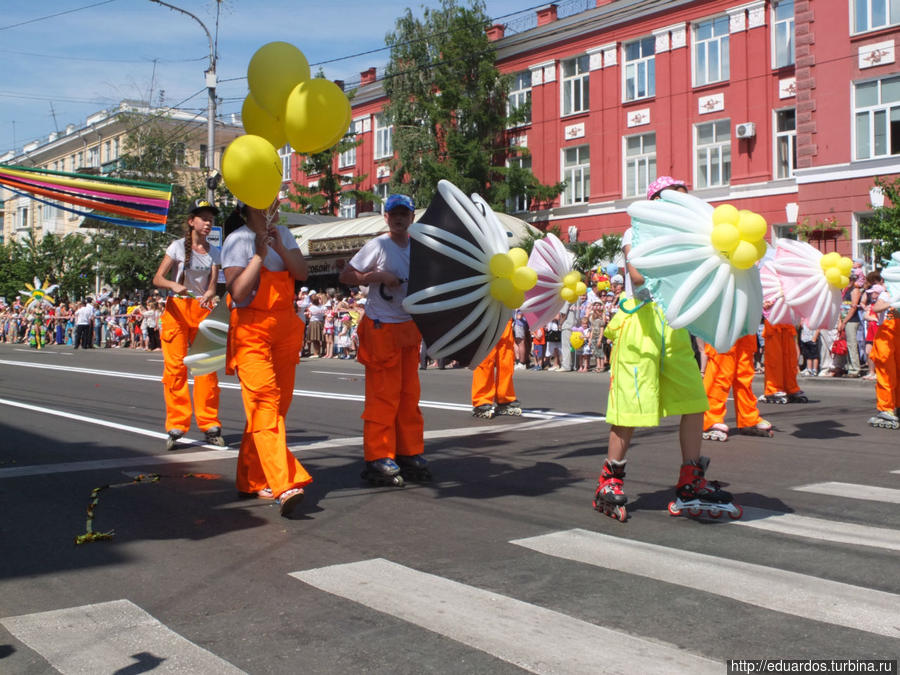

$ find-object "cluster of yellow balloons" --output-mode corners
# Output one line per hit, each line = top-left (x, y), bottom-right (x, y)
(222, 42), (352, 209)
(559, 271), (587, 303)
(819, 251), (853, 289)
(488, 248), (538, 309)
(709, 204), (768, 270)
(570, 331), (586, 350)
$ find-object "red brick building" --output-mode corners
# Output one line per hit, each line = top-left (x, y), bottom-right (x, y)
(291, 0), (900, 266)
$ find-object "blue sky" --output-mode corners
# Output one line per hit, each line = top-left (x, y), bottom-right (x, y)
(0, 0), (548, 156)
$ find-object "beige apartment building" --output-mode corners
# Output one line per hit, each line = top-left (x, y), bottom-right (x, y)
(0, 100), (242, 244)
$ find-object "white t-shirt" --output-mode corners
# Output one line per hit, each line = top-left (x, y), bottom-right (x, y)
(348, 234), (411, 323)
(221, 225), (299, 308)
(164, 239), (220, 297)
(74, 305), (94, 325)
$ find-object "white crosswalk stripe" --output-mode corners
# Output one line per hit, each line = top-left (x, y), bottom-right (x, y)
(793, 482), (900, 504)
(291, 557), (720, 675)
(1, 599), (245, 674)
(511, 528), (900, 639)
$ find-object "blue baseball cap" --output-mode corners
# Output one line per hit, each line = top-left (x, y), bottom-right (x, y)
(384, 194), (415, 213)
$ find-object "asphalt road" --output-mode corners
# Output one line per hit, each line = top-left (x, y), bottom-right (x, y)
(0, 342), (898, 674)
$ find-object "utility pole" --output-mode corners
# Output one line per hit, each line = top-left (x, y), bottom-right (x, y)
(149, 0), (217, 204)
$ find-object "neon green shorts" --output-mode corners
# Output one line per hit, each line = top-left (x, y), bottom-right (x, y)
(605, 299), (708, 427)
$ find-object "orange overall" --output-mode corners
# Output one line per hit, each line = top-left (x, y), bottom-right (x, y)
(870, 314), (900, 413)
(160, 296), (221, 433)
(227, 269), (311, 499)
(703, 334), (763, 429)
(356, 315), (424, 462)
(763, 320), (801, 396)
(472, 321), (517, 407)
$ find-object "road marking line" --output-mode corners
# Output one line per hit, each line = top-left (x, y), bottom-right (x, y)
(0, 358), (599, 421)
(290, 558), (719, 675)
(511, 529), (900, 639)
(732, 506), (900, 552)
(309, 370), (362, 376)
(793, 482), (900, 505)
(0, 398), (593, 479)
(1, 599), (245, 674)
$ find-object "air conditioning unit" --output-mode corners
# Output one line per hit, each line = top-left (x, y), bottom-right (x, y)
(736, 122), (756, 139)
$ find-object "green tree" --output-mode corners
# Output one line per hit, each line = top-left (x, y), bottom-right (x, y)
(864, 176), (900, 265)
(0, 233), (95, 302)
(383, 0), (562, 210)
(286, 135), (378, 215)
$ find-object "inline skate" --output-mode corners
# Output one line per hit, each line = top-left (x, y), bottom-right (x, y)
(702, 423), (729, 442)
(592, 459), (627, 522)
(204, 426), (226, 447)
(472, 404), (495, 419)
(668, 456), (742, 519)
(495, 400), (522, 416)
(165, 429), (184, 451)
(361, 457), (404, 487)
(786, 391), (808, 403)
(396, 453), (432, 482)
(758, 391), (788, 404)
(868, 410), (900, 430)
(736, 419), (774, 437)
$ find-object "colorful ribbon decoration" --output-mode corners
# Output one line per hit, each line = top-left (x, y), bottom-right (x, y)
(0, 164), (172, 232)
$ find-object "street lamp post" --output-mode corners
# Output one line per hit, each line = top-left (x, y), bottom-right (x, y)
(149, 0), (217, 204)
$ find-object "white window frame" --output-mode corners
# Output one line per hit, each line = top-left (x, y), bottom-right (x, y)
(774, 108), (797, 179)
(694, 119), (731, 188)
(853, 75), (900, 160)
(17, 203), (29, 229)
(562, 144), (590, 205)
(853, 0), (900, 34)
(692, 16), (730, 87)
(339, 193), (356, 219)
(88, 146), (99, 168)
(623, 36), (656, 102)
(374, 113), (393, 160)
(507, 70), (533, 127)
(772, 0), (795, 68)
(278, 144), (292, 181)
(373, 183), (390, 214)
(338, 140), (357, 168)
(623, 132), (657, 198)
(561, 55), (590, 116)
(505, 155), (532, 213)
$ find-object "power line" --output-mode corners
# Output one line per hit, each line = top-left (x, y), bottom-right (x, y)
(0, 0), (119, 31)
(0, 47), (207, 64)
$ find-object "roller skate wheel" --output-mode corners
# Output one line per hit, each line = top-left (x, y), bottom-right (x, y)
(667, 501), (682, 516)
(687, 507), (702, 517)
(708, 508), (722, 518)
(614, 505), (627, 522)
(728, 504), (743, 520)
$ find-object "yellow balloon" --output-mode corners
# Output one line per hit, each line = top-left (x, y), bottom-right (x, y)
(570, 332), (585, 350)
(560, 287), (577, 303)
(737, 210), (767, 242)
(241, 94), (286, 149)
(284, 79), (352, 154)
(490, 277), (514, 303)
(511, 266), (538, 291)
(837, 257), (853, 276)
(819, 251), (841, 270)
(502, 288), (525, 310)
(221, 135), (283, 209)
(712, 204), (740, 226)
(302, 101), (352, 155)
(840, 275), (850, 288)
(710, 223), (740, 253)
(563, 271), (581, 287)
(247, 42), (310, 118)
(574, 281), (587, 296)
(730, 239), (759, 270)
(508, 247), (529, 268)
(824, 266), (842, 287)
(753, 238), (768, 261)
(489, 253), (515, 278)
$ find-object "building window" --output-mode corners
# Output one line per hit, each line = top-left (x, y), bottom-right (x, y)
(278, 144), (292, 181)
(562, 145), (590, 205)
(74, 152), (83, 170)
(113, 138), (119, 159)
(695, 119), (731, 188)
(374, 113), (393, 160)
(506, 156), (532, 213)
(854, 0), (900, 33)
(507, 70), (532, 126)
(561, 55), (590, 116)
(624, 132), (657, 198)
(775, 108), (797, 178)
(624, 36), (656, 101)
(174, 142), (186, 166)
(103, 140), (111, 163)
(854, 75), (900, 160)
(338, 140), (356, 168)
(88, 146), (99, 167)
(199, 144), (208, 169)
(693, 16), (730, 87)
(17, 204), (29, 229)
(773, 0), (795, 68)
(855, 213), (879, 265)
(374, 183), (390, 213)
(339, 194), (356, 219)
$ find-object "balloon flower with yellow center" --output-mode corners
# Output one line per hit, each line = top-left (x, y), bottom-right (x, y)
(20, 277), (59, 310)
(770, 240), (854, 329)
(626, 189), (765, 352)
(518, 233), (582, 330)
